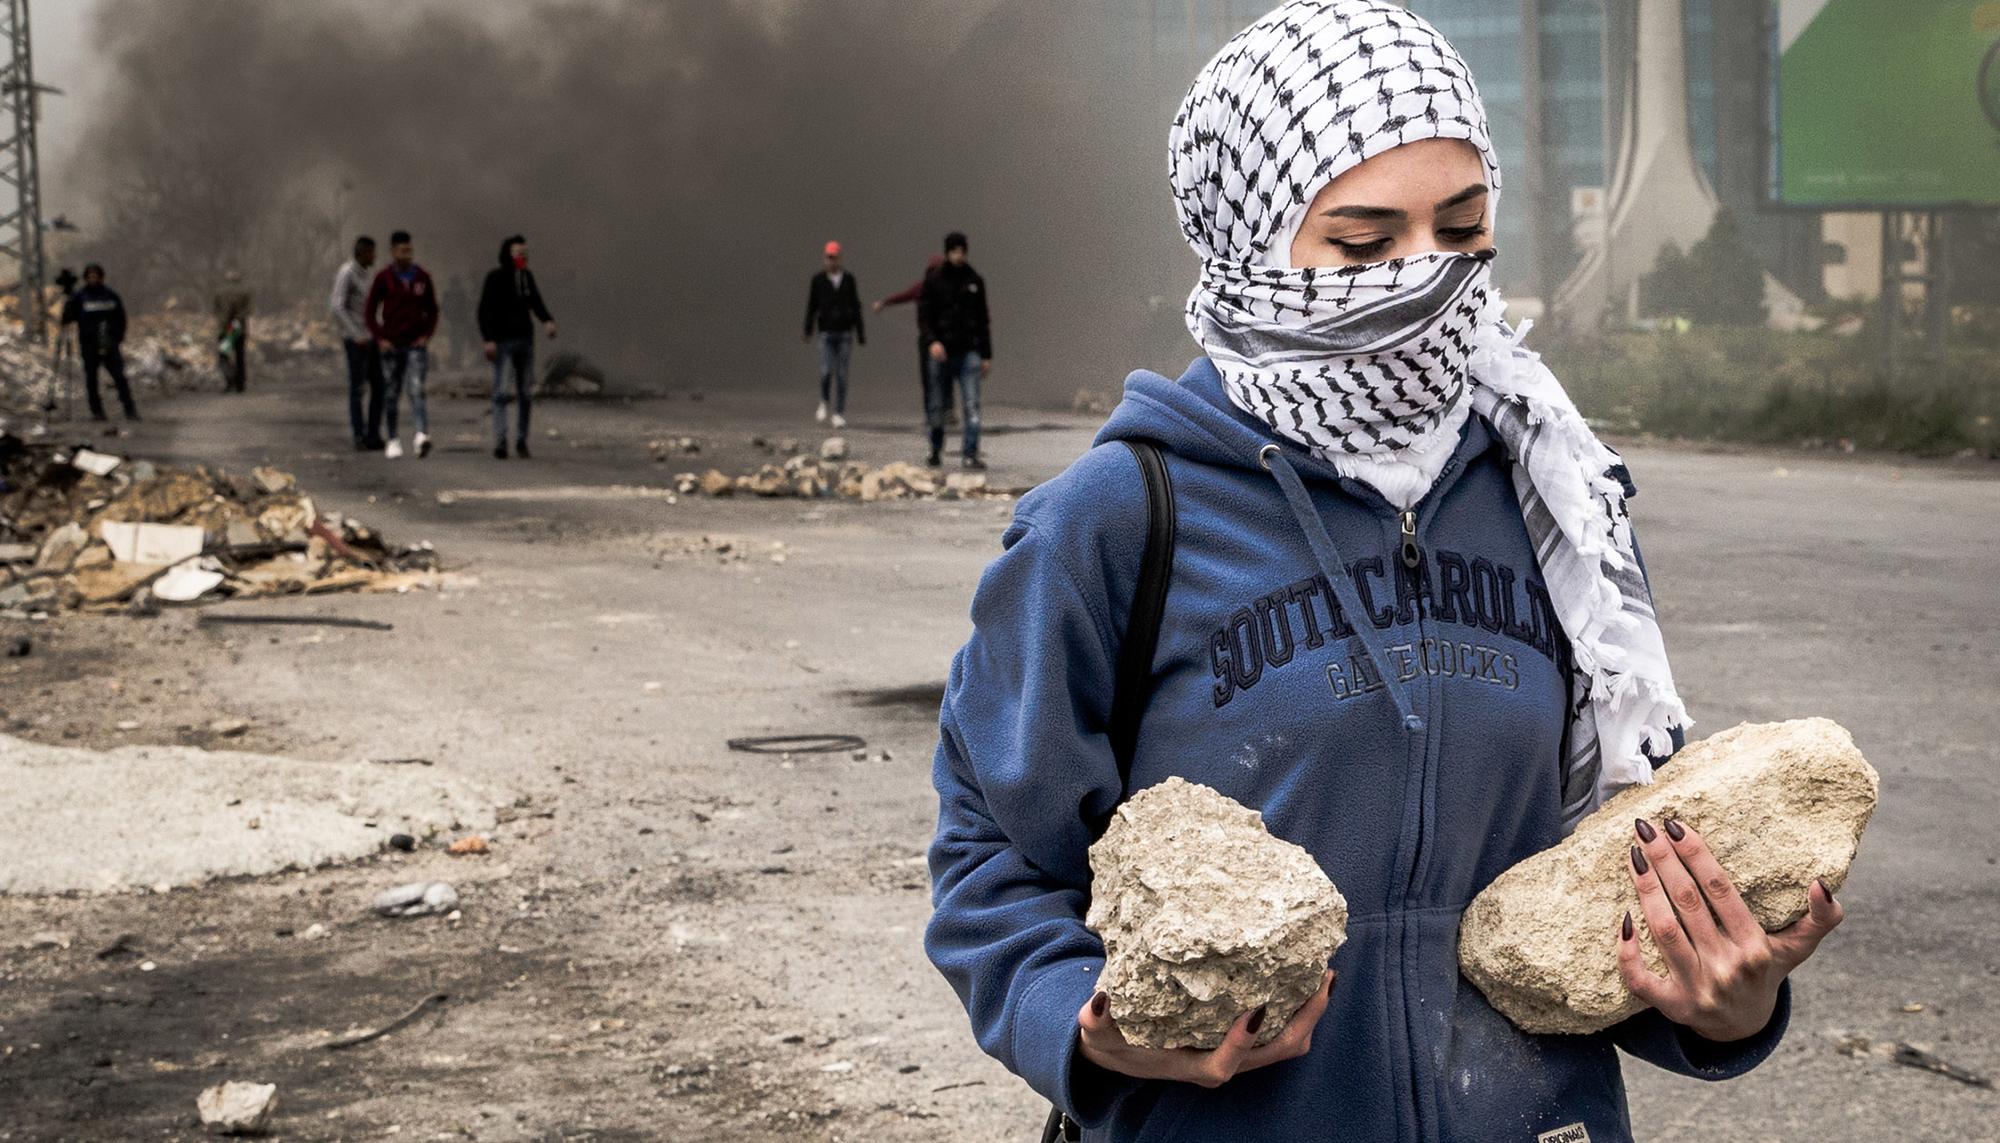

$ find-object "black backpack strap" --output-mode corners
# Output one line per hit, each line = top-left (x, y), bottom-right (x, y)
(1108, 439), (1176, 783)
(1039, 442), (1174, 1143)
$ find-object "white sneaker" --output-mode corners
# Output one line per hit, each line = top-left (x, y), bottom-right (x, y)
(815, 401), (828, 423)
(831, 413), (847, 429)
(383, 438), (404, 459)
(414, 432), (432, 458)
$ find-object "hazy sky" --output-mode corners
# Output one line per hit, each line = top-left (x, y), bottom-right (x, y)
(31, 0), (110, 211)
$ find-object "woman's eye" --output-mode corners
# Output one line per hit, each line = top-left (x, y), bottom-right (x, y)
(1439, 225), (1489, 244)
(1332, 237), (1391, 255)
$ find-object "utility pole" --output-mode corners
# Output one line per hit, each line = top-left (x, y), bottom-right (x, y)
(0, 0), (54, 345)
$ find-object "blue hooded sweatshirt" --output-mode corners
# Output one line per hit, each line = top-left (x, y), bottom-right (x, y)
(925, 359), (1788, 1143)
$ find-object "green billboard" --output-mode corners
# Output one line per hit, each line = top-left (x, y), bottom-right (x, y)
(1772, 0), (2000, 208)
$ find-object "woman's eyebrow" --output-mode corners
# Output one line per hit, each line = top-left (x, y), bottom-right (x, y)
(1321, 204), (1403, 221)
(1435, 184), (1489, 211)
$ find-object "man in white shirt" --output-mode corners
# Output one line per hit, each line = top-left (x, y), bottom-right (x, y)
(329, 235), (385, 450)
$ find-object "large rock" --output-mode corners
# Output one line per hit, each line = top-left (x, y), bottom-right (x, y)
(196, 1080), (277, 1134)
(1459, 718), (1878, 1034)
(1086, 777), (1347, 1049)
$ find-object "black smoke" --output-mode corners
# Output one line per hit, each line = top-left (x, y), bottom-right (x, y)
(65, 0), (1212, 402)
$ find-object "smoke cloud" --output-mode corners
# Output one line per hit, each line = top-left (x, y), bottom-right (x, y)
(64, 0), (1210, 401)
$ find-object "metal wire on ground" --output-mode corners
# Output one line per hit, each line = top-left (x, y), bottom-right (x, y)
(725, 734), (867, 755)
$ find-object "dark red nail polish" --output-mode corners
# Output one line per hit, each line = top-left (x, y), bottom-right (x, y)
(1622, 911), (1634, 940)
(1634, 818), (1657, 843)
(1090, 992), (1107, 1018)
(1245, 1006), (1267, 1035)
(1816, 878), (1834, 904)
(1664, 818), (1685, 842)
(1630, 845), (1649, 875)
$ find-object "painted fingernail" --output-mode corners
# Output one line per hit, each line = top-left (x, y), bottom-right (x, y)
(1634, 818), (1657, 843)
(1630, 845), (1649, 875)
(1663, 818), (1685, 842)
(1817, 878), (1834, 904)
(1090, 992), (1107, 1018)
(1245, 1006), (1267, 1035)
(1622, 911), (1634, 940)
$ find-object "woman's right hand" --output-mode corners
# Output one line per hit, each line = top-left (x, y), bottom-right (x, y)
(1077, 970), (1335, 1088)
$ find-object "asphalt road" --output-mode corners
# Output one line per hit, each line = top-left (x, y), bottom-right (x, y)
(1, 354), (1994, 1141)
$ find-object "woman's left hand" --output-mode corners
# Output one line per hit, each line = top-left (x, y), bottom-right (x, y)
(1620, 817), (1846, 1043)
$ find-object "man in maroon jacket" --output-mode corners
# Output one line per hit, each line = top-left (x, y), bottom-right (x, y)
(873, 253), (945, 416)
(365, 230), (441, 459)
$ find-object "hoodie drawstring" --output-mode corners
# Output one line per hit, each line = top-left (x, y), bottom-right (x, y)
(1260, 444), (1425, 734)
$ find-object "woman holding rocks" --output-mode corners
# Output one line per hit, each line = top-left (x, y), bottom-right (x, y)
(924, 3), (1845, 1140)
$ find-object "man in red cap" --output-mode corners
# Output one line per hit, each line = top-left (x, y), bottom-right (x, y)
(802, 240), (865, 428)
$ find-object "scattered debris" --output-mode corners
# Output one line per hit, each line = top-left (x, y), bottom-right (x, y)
(648, 435), (702, 460)
(673, 457), (1019, 502)
(207, 717), (251, 738)
(23, 930), (70, 950)
(69, 448), (122, 477)
(5, 634), (28, 657)
(299, 923), (330, 941)
(1071, 386), (1115, 415)
(0, 436), (445, 613)
(446, 835), (490, 856)
(819, 436), (849, 461)
(387, 833), (417, 852)
(196, 1080), (278, 1135)
(373, 881), (459, 918)
(539, 351), (607, 396)
(1892, 1043), (1992, 1088)
(371, 756), (434, 766)
(95, 933), (143, 959)
(325, 992), (450, 1050)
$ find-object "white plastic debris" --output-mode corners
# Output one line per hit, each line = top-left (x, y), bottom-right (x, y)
(372, 881), (460, 918)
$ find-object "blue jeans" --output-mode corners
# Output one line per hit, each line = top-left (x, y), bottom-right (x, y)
(344, 340), (384, 443)
(491, 338), (534, 446)
(926, 351), (983, 458)
(818, 331), (853, 413)
(383, 345), (429, 438)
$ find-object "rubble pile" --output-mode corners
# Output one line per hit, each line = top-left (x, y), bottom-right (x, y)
(1459, 718), (1879, 1034)
(672, 456), (1015, 503)
(0, 435), (443, 613)
(0, 306), (339, 420)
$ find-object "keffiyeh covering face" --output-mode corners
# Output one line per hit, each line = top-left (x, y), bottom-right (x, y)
(1170, 0), (1688, 824)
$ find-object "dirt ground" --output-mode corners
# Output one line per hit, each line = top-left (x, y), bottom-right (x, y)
(2, 353), (1996, 1141)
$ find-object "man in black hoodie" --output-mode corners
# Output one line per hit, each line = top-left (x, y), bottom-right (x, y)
(59, 264), (138, 422)
(802, 240), (864, 428)
(477, 234), (557, 460)
(917, 232), (991, 468)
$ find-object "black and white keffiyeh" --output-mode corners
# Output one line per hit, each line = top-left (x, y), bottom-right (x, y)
(1171, 0), (1687, 824)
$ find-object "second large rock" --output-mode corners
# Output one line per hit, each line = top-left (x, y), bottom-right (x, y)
(1087, 777), (1347, 1049)
(1458, 718), (1878, 1034)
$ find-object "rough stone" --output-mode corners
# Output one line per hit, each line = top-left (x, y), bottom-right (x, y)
(1458, 718), (1879, 1034)
(373, 881), (459, 918)
(1086, 777), (1347, 1049)
(196, 1080), (277, 1135)
(819, 436), (849, 461)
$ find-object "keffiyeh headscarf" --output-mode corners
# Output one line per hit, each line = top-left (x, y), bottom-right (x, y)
(1171, 0), (1687, 825)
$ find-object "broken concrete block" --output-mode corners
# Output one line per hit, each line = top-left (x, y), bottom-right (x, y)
(1459, 718), (1878, 1035)
(820, 436), (849, 461)
(249, 466), (297, 496)
(33, 522), (89, 570)
(698, 470), (734, 497)
(1086, 777), (1347, 1049)
(373, 881), (460, 918)
(196, 1080), (277, 1135)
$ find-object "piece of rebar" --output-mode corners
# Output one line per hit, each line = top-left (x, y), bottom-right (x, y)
(197, 613), (393, 631)
(324, 992), (450, 1050)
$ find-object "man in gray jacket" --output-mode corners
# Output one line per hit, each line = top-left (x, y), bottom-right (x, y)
(329, 235), (384, 450)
